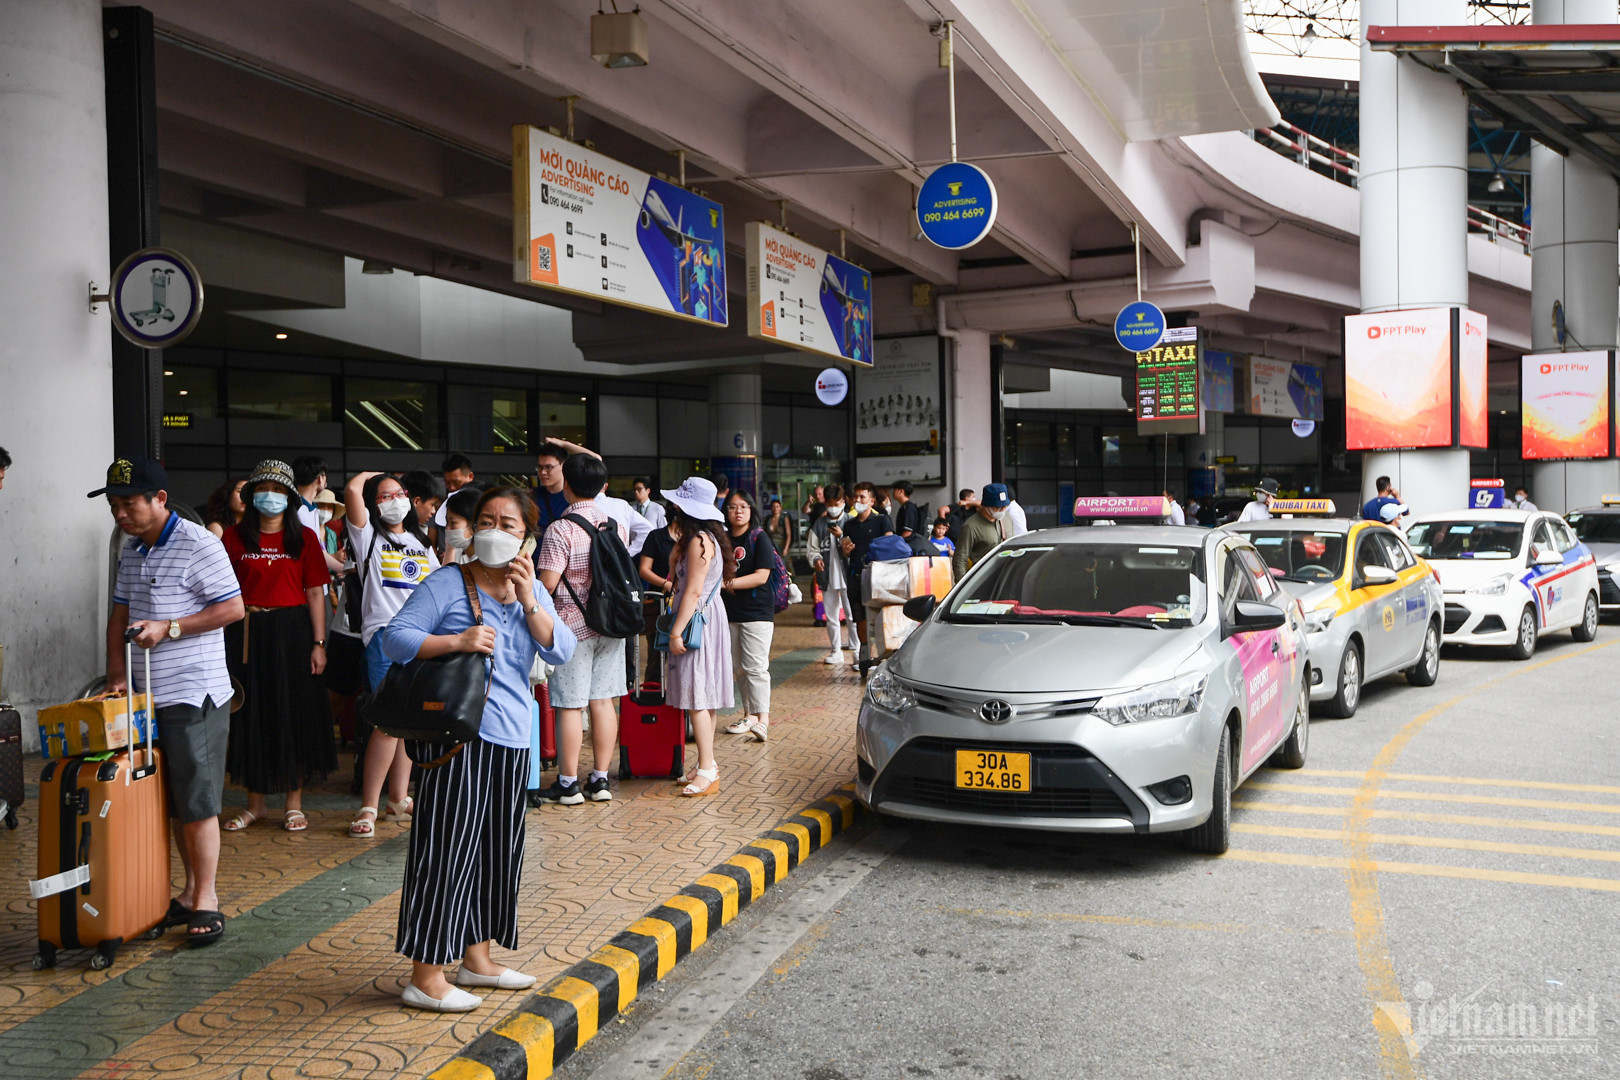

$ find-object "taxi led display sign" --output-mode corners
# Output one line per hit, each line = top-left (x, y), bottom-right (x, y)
(915, 162), (998, 250)
(1268, 499), (1336, 516)
(1134, 326), (1200, 423)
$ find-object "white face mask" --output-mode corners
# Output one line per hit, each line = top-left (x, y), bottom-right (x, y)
(473, 528), (524, 568)
(445, 527), (472, 550)
(316, 508), (333, 526)
(991, 507), (1008, 519)
(825, 503), (844, 516)
(377, 496), (411, 525)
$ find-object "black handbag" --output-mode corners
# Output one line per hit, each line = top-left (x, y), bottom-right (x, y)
(360, 565), (490, 759)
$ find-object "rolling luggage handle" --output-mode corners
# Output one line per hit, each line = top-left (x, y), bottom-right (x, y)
(122, 626), (158, 783)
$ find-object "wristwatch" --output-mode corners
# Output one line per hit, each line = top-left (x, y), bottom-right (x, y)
(527, 601), (542, 616)
(313, 638), (327, 648)
(167, 619), (181, 640)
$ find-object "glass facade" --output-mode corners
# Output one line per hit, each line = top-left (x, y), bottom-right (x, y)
(345, 377), (439, 450)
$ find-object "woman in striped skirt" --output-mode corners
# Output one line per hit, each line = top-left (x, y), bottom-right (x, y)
(379, 487), (577, 1012)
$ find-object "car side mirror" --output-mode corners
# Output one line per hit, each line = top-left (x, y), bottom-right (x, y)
(1226, 600), (1287, 637)
(1361, 565), (1398, 586)
(1534, 548), (1563, 567)
(902, 594), (938, 622)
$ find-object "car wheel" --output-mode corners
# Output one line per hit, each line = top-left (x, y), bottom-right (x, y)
(1573, 593), (1600, 643)
(1406, 621), (1441, 686)
(1322, 640), (1361, 718)
(1508, 605), (1537, 660)
(1271, 678), (1309, 769)
(1183, 726), (1232, 855)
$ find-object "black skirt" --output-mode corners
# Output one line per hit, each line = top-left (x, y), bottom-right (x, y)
(225, 606), (337, 793)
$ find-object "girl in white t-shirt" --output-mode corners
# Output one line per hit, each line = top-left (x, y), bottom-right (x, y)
(344, 471), (440, 838)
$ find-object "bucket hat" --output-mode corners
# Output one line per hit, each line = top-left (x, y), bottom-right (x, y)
(245, 459), (297, 495)
(661, 477), (725, 522)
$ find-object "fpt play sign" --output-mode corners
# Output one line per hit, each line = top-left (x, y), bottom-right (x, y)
(915, 162), (998, 250)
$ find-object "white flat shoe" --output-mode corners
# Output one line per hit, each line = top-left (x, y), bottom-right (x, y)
(455, 967), (538, 990)
(401, 983), (483, 1012)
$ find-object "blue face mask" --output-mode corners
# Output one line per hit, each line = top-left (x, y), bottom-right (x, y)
(253, 491), (289, 516)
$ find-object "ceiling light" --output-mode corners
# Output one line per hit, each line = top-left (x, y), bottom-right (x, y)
(179, 390), (189, 396)
(1487, 173), (1506, 194)
(275, 333), (288, 340)
(361, 259), (394, 275)
(1302, 22), (1317, 46)
(591, 9), (649, 69)
(163, 370), (173, 376)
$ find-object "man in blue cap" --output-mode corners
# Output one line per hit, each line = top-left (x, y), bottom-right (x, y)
(952, 482), (1012, 580)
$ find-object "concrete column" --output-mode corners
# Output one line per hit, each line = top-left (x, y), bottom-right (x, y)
(0, 0), (115, 741)
(1358, 0), (1472, 515)
(949, 329), (993, 500)
(1528, 0), (1620, 512)
(709, 372), (762, 457)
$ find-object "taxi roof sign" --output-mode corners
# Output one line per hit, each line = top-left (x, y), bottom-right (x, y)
(1268, 498), (1336, 516)
(1470, 478), (1505, 489)
(1602, 494), (1620, 507)
(1072, 495), (1173, 519)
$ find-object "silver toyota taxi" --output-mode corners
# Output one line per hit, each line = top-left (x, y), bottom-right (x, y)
(856, 522), (1310, 854)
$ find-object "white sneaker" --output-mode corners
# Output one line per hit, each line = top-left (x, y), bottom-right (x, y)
(823, 651), (846, 665)
(455, 967), (538, 990)
(401, 983), (484, 1012)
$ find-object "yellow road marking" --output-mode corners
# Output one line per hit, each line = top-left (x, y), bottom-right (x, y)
(489, 1012), (553, 1078)
(724, 854), (767, 901)
(589, 944), (642, 1013)
(1277, 768), (1620, 796)
(776, 822), (812, 863)
(934, 906), (1350, 937)
(1235, 800), (1620, 839)
(427, 1060), (498, 1080)
(1228, 847), (1620, 894)
(663, 894), (711, 949)
(626, 916), (677, 978)
(752, 837), (791, 882)
(802, 807), (834, 846)
(548, 975), (600, 1044)
(1235, 823), (1620, 864)
(1250, 781), (1620, 815)
(695, 873), (740, 924)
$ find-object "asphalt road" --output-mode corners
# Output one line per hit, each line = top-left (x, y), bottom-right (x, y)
(560, 630), (1620, 1080)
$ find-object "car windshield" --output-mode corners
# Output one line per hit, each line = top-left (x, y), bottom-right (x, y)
(1406, 520), (1524, 560)
(1239, 530), (1347, 582)
(945, 543), (1206, 627)
(1565, 512), (1620, 544)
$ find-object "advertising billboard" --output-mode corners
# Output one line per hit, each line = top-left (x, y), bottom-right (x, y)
(1521, 351), (1611, 460)
(1203, 350), (1235, 413)
(746, 222), (873, 366)
(1248, 358), (1324, 420)
(856, 337), (943, 483)
(513, 125), (727, 326)
(1458, 310), (1490, 449)
(1344, 308), (1453, 450)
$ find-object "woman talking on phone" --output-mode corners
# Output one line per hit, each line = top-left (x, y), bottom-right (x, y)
(379, 487), (576, 1012)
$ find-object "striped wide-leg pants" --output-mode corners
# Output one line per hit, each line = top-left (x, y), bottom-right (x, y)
(396, 737), (529, 965)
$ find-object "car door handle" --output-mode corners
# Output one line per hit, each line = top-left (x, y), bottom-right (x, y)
(1271, 639), (1280, 654)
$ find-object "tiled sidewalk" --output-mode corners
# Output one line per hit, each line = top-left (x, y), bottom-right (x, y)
(0, 607), (863, 1080)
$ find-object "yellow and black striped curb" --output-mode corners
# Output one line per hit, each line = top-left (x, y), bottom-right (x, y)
(425, 783), (864, 1080)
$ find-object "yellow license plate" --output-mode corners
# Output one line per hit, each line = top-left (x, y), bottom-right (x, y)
(955, 749), (1031, 793)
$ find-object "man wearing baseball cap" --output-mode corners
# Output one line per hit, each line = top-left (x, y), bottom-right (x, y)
(1237, 477), (1281, 523)
(93, 457), (245, 945)
(952, 482), (1012, 580)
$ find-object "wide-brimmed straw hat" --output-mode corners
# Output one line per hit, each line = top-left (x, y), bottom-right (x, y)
(661, 477), (724, 522)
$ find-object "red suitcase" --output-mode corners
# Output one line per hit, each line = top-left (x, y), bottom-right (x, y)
(31, 631), (170, 970)
(618, 639), (684, 779)
(535, 682), (556, 767)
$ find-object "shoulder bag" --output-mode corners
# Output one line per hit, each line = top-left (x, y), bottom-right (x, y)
(361, 564), (491, 760)
(654, 572), (724, 652)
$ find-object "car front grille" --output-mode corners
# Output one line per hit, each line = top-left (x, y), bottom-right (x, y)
(1599, 569), (1620, 606)
(1443, 603), (1471, 634)
(909, 686), (1099, 724)
(872, 737), (1147, 825)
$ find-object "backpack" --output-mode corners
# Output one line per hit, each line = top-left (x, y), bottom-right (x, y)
(749, 528), (793, 613)
(557, 513), (643, 638)
(869, 534), (914, 563)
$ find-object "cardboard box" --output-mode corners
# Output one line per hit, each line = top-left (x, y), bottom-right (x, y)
(867, 605), (920, 660)
(38, 694), (153, 760)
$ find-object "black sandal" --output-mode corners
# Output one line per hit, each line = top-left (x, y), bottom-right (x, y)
(186, 909), (226, 947)
(159, 898), (193, 932)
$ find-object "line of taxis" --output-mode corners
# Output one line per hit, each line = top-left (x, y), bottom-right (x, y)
(855, 494), (1603, 853)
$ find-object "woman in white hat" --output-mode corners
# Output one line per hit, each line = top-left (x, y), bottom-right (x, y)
(660, 477), (735, 796)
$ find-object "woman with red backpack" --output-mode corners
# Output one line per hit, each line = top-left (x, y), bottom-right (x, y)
(720, 490), (784, 742)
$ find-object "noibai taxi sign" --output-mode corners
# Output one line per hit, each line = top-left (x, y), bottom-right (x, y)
(1115, 301), (1166, 353)
(916, 162), (998, 250)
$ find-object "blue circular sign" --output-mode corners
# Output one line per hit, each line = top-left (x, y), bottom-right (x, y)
(916, 162), (998, 250)
(1114, 301), (1166, 353)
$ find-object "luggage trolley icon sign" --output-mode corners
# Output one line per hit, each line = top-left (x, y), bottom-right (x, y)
(109, 247), (204, 347)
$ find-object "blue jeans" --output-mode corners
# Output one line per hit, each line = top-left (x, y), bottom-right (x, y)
(364, 633), (394, 692)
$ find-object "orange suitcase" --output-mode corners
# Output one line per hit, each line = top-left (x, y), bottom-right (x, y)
(31, 631), (170, 971)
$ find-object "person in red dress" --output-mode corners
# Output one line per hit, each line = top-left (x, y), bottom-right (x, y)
(219, 460), (336, 832)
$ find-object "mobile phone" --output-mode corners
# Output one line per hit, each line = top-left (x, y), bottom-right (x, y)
(518, 537), (537, 560)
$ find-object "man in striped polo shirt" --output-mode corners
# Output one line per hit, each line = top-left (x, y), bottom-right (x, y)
(95, 457), (245, 946)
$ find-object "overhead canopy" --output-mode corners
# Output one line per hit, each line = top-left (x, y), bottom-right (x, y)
(1369, 24), (1620, 180)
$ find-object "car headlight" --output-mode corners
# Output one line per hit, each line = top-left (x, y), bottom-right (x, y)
(1304, 606), (1335, 633)
(1092, 673), (1207, 727)
(1467, 573), (1514, 596)
(866, 666), (915, 713)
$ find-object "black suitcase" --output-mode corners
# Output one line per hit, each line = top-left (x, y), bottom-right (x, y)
(0, 704), (22, 829)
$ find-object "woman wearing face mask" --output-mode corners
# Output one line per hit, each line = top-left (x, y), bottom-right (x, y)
(342, 471), (441, 838)
(220, 460), (337, 832)
(379, 486), (576, 1011)
(438, 484), (485, 566)
(205, 476), (247, 539)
